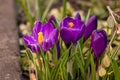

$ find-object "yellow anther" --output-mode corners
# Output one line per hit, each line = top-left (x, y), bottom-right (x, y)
(68, 22), (74, 29)
(38, 32), (44, 43)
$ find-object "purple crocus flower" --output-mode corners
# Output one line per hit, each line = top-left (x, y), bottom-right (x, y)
(83, 15), (97, 41)
(60, 14), (85, 44)
(48, 15), (57, 24)
(48, 15), (61, 58)
(23, 20), (59, 53)
(75, 12), (81, 20)
(91, 30), (107, 59)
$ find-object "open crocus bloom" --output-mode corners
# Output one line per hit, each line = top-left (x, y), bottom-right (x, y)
(23, 20), (59, 53)
(91, 30), (107, 59)
(60, 13), (85, 44)
(83, 15), (97, 41)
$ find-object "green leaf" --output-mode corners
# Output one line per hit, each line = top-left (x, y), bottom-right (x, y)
(16, 0), (34, 25)
(60, 48), (69, 80)
(36, 54), (44, 80)
(52, 44), (58, 64)
(26, 48), (34, 62)
(72, 59), (78, 79)
(111, 59), (120, 80)
(74, 53), (86, 80)
(62, 0), (67, 18)
(85, 53), (91, 70)
(77, 41), (85, 66)
(25, 49), (39, 80)
(33, 56), (39, 80)
(35, 0), (40, 20)
(41, 0), (55, 22)
(85, 9), (91, 23)
(41, 49), (51, 80)
(111, 44), (120, 58)
(51, 45), (72, 80)
(90, 54), (96, 80)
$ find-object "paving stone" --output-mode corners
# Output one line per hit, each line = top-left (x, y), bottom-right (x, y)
(0, 0), (21, 80)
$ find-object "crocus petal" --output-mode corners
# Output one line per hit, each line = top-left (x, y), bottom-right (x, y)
(75, 12), (81, 20)
(83, 15), (97, 41)
(23, 35), (36, 44)
(41, 28), (59, 51)
(60, 25), (85, 44)
(60, 17), (84, 29)
(60, 27), (73, 43)
(73, 19), (85, 29)
(60, 16), (85, 44)
(71, 24), (85, 43)
(97, 30), (107, 53)
(48, 28), (59, 45)
(40, 41), (51, 52)
(23, 20), (58, 52)
(32, 20), (42, 39)
(48, 15), (57, 24)
(42, 22), (54, 39)
(27, 44), (40, 53)
(23, 35), (40, 53)
(91, 30), (107, 59)
(60, 17), (75, 28)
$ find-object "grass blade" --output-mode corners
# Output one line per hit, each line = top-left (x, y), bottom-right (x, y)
(62, 0), (67, 18)
(51, 45), (72, 80)
(41, 0), (55, 22)
(85, 9), (91, 23)
(110, 58), (120, 80)
(74, 53), (86, 80)
(85, 53), (91, 70)
(77, 41), (85, 66)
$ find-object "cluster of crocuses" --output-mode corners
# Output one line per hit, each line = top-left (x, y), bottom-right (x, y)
(23, 13), (107, 59)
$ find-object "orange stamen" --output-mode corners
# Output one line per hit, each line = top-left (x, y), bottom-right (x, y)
(38, 32), (44, 43)
(68, 22), (74, 29)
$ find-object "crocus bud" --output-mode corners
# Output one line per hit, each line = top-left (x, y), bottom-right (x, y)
(75, 12), (81, 20)
(91, 30), (107, 59)
(48, 15), (57, 24)
(83, 15), (97, 41)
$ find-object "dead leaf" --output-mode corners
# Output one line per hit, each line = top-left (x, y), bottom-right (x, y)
(102, 54), (110, 68)
(117, 24), (120, 34)
(99, 66), (106, 77)
(107, 16), (115, 28)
